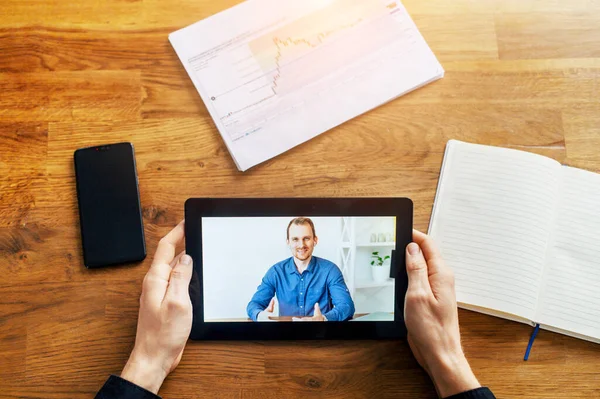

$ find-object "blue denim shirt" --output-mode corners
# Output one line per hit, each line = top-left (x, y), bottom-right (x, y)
(247, 256), (355, 321)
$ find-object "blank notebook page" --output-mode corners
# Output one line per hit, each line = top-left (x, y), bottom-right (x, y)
(536, 166), (600, 341)
(430, 141), (561, 321)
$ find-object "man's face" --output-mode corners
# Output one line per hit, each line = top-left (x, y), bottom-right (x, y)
(287, 223), (318, 261)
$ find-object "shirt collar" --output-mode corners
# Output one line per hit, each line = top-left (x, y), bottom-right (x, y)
(287, 256), (317, 275)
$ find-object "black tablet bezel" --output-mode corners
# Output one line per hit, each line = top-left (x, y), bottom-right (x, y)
(185, 198), (412, 340)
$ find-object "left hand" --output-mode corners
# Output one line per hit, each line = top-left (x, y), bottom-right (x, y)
(120, 220), (193, 394)
(292, 303), (326, 321)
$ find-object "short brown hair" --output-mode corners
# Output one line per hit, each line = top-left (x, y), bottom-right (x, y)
(286, 217), (316, 239)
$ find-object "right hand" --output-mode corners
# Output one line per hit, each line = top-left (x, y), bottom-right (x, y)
(257, 298), (276, 321)
(404, 229), (480, 398)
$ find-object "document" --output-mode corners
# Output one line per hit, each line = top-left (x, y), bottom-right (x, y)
(170, 0), (444, 171)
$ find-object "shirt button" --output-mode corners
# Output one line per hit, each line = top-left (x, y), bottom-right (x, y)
(300, 292), (303, 295)
(301, 279), (303, 281)
(300, 306), (303, 308)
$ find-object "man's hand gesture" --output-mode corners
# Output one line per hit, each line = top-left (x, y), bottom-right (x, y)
(257, 298), (276, 321)
(293, 303), (326, 322)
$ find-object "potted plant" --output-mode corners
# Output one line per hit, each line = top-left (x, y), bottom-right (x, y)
(371, 251), (391, 283)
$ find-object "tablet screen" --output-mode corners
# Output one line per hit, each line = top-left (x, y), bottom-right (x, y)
(201, 216), (397, 323)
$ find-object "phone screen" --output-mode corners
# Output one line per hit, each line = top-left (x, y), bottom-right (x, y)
(74, 142), (146, 268)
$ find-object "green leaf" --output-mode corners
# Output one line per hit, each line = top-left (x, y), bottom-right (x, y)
(384, 255), (390, 260)
(372, 251), (379, 255)
(370, 261), (375, 265)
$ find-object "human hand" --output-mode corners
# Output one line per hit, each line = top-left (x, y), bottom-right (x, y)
(292, 303), (326, 322)
(404, 229), (480, 398)
(257, 298), (276, 321)
(120, 220), (193, 394)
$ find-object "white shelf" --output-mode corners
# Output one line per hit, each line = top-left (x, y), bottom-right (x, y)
(356, 242), (395, 248)
(341, 242), (395, 248)
(355, 279), (394, 289)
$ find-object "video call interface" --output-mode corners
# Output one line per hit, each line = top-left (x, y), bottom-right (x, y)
(202, 216), (397, 322)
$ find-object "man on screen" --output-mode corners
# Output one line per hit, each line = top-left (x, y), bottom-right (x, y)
(247, 217), (355, 322)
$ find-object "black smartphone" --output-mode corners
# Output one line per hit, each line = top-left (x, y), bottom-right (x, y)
(74, 142), (146, 268)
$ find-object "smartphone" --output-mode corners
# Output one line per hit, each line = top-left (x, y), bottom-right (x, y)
(74, 142), (146, 268)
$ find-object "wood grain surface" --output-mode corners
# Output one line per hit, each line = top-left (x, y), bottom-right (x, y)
(1, 0), (600, 397)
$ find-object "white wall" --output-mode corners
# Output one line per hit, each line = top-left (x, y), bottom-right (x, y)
(202, 217), (343, 320)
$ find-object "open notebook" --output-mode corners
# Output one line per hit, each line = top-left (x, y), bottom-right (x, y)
(429, 140), (600, 344)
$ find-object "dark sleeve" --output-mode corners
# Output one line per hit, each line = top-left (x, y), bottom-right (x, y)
(444, 387), (496, 399)
(95, 375), (161, 399)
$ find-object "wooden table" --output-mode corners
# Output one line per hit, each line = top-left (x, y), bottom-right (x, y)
(1, 0), (599, 397)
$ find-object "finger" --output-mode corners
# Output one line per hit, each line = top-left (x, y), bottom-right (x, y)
(142, 250), (184, 305)
(314, 303), (322, 316)
(142, 248), (184, 305)
(150, 220), (185, 278)
(405, 242), (433, 295)
(164, 254), (193, 307)
(412, 229), (445, 276)
(266, 298), (275, 313)
(170, 250), (185, 269)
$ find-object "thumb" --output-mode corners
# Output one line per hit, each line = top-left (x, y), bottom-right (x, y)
(165, 254), (193, 304)
(405, 243), (432, 294)
(266, 298), (275, 313)
(314, 302), (322, 316)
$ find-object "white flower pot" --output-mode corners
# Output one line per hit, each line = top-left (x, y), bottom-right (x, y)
(371, 261), (390, 283)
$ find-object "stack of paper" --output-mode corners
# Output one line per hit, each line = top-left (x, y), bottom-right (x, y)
(170, 0), (444, 171)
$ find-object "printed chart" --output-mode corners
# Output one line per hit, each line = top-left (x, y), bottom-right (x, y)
(171, 0), (443, 170)
(189, 0), (411, 142)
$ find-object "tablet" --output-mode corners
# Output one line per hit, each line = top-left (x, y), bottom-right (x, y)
(185, 198), (412, 340)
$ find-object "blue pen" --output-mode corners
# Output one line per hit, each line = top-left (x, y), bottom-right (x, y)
(524, 323), (541, 361)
